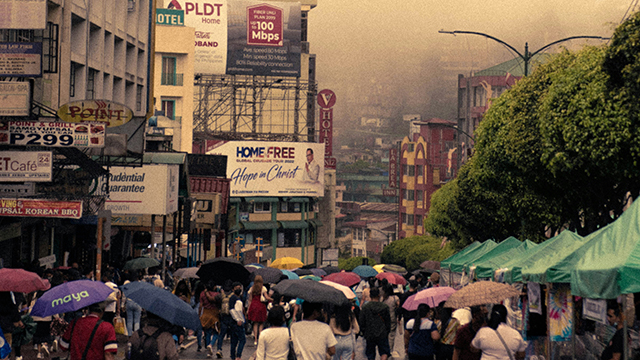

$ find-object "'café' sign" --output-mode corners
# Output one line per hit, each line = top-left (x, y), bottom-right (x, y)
(57, 100), (133, 127)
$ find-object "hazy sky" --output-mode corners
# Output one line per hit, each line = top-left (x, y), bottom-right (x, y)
(308, 0), (634, 135)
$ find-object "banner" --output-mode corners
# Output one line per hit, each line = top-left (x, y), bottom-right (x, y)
(0, 121), (105, 148)
(0, 151), (52, 182)
(549, 284), (573, 342)
(583, 298), (607, 324)
(0, 81), (30, 116)
(226, 0), (301, 76)
(0, 43), (42, 77)
(207, 141), (324, 196)
(0, 199), (82, 219)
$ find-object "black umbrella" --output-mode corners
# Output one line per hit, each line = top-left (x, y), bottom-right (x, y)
(123, 257), (160, 271)
(321, 266), (340, 275)
(294, 269), (313, 276)
(196, 258), (251, 286)
(250, 267), (285, 284)
(272, 279), (349, 306)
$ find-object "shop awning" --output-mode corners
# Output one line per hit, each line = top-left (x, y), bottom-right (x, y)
(240, 221), (278, 230)
(278, 220), (309, 229)
(308, 219), (324, 227)
(287, 197), (310, 202)
(245, 197), (279, 203)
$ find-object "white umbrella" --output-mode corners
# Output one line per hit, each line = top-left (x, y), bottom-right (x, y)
(319, 280), (356, 300)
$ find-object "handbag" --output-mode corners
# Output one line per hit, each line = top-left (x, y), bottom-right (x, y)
(114, 316), (128, 336)
(200, 307), (219, 329)
(287, 326), (297, 360)
(494, 328), (515, 360)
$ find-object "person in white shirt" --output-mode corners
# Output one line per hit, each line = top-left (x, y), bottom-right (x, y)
(291, 302), (337, 360)
(255, 306), (289, 360)
(471, 304), (526, 360)
(303, 149), (320, 182)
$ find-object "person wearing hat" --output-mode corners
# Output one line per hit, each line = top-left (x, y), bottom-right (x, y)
(60, 301), (118, 360)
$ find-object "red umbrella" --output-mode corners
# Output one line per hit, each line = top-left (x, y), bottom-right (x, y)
(323, 272), (361, 287)
(375, 272), (407, 286)
(0, 268), (51, 293)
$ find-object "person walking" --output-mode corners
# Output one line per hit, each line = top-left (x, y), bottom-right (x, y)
(291, 302), (337, 360)
(602, 301), (625, 360)
(229, 282), (247, 360)
(382, 284), (400, 357)
(59, 301), (118, 360)
(359, 287), (391, 360)
(129, 312), (178, 360)
(470, 304), (526, 360)
(404, 304), (440, 360)
(123, 271), (143, 337)
(215, 281), (234, 358)
(200, 281), (221, 358)
(101, 270), (120, 325)
(435, 303), (459, 360)
(329, 304), (359, 360)
(247, 275), (272, 346)
(254, 306), (289, 360)
(452, 306), (486, 360)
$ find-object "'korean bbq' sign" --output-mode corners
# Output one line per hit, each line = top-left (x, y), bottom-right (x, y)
(0, 151), (52, 182)
(0, 121), (106, 148)
(0, 199), (83, 219)
(57, 100), (133, 127)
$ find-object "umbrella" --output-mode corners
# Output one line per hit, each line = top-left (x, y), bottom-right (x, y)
(402, 287), (456, 311)
(319, 281), (356, 300)
(173, 267), (199, 279)
(246, 263), (264, 269)
(31, 280), (114, 317)
(353, 265), (378, 278)
(123, 257), (160, 271)
(269, 257), (304, 270)
(372, 264), (385, 273)
(272, 279), (349, 306)
(250, 267), (285, 284)
(382, 264), (408, 275)
(294, 269), (313, 276)
(120, 281), (201, 331)
(323, 272), (361, 287)
(321, 266), (340, 275)
(420, 260), (441, 272)
(300, 275), (321, 281)
(375, 272), (407, 286)
(0, 268), (51, 293)
(444, 281), (521, 309)
(280, 269), (299, 280)
(310, 268), (327, 277)
(196, 258), (251, 286)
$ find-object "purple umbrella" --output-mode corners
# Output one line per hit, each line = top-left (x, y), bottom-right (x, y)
(31, 280), (115, 317)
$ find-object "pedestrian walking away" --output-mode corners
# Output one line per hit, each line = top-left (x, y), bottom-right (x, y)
(200, 281), (221, 358)
(216, 281), (235, 358)
(329, 304), (359, 360)
(360, 287), (391, 360)
(230, 282), (247, 360)
(404, 304), (440, 360)
(291, 302), (337, 360)
(247, 275), (273, 346)
(470, 304), (526, 360)
(59, 301), (118, 360)
(129, 312), (179, 360)
(254, 306), (290, 360)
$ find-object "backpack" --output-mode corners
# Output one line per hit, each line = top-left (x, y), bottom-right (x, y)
(220, 292), (232, 315)
(130, 328), (163, 360)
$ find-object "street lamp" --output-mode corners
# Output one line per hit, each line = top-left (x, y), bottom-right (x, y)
(438, 30), (609, 76)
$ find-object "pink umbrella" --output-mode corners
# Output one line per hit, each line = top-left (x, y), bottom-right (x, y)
(402, 286), (456, 311)
(0, 268), (51, 293)
(323, 272), (361, 287)
(375, 272), (407, 286)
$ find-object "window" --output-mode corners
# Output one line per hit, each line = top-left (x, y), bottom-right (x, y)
(281, 230), (301, 247)
(408, 143), (415, 152)
(401, 213), (407, 224)
(416, 165), (423, 177)
(69, 63), (77, 97)
(254, 202), (270, 212)
(86, 68), (97, 99)
(402, 189), (407, 200)
(407, 190), (414, 201)
(402, 164), (408, 175)
(161, 99), (175, 119)
(136, 85), (143, 111)
(416, 190), (423, 203)
(162, 57), (177, 85)
(239, 202), (253, 213)
(408, 166), (415, 176)
(278, 202), (302, 213)
(408, 215), (415, 226)
(416, 215), (423, 226)
(43, 22), (59, 73)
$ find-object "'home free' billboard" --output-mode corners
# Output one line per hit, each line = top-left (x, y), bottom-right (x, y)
(207, 141), (323, 197)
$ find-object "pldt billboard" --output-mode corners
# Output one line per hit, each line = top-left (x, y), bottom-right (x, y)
(226, 1), (301, 76)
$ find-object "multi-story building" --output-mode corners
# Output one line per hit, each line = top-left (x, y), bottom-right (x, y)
(398, 119), (457, 238)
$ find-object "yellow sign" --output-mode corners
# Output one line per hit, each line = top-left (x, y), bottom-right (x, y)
(57, 100), (133, 127)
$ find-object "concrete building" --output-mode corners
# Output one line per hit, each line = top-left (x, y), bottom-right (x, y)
(399, 119), (457, 238)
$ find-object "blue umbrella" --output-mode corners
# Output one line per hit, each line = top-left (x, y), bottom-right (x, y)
(120, 281), (201, 331)
(31, 280), (114, 317)
(280, 269), (299, 279)
(353, 265), (378, 278)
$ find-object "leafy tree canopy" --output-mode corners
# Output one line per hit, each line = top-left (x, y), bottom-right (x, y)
(338, 257), (377, 271)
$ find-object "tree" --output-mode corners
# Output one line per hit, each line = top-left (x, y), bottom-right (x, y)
(338, 257), (377, 271)
(381, 234), (454, 270)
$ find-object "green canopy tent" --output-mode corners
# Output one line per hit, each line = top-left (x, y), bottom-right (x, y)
(447, 240), (498, 273)
(503, 230), (582, 284)
(441, 241), (482, 269)
(474, 240), (538, 280)
(443, 240), (497, 287)
(463, 236), (522, 277)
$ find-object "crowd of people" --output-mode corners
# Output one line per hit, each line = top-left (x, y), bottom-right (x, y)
(2, 260), (627, 360)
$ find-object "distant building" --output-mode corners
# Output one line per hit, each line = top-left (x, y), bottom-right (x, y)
(336, 202), (397, 261)
(399, 119), (457, 238)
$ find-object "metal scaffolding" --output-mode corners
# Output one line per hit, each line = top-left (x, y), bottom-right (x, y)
(193, 74), (317, 142)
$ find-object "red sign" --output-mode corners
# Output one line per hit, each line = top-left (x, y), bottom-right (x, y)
(0, 198), (82, 219)
(382, 189), (397, 197)
(319, 108), (333, 156)
(317, 89), (336, 109)
(389, 149), (398, 188)
(246, 4), (283, 47)
(324, 157), (336, 169)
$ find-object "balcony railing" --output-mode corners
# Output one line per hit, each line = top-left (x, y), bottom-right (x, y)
(161, 73), (183, 86)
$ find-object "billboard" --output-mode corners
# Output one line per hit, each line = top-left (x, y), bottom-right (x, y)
(207, 141), (324, 196)
(0, 121), (105, 148)
(0, 81), (30, 116)
(0, 43), (42, 77)
(226, 0), (301, 76)
(57, 100), (134, 127)
(0, 199), (82, 219)
(0, 151), (52, 182)
(168, 0), (228, 74)
(103, 164), (179, 215)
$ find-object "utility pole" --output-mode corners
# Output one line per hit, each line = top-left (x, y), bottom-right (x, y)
(438, 30), (609, 76)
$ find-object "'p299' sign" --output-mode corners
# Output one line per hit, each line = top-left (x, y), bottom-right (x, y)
(0, 121), (106, 148)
